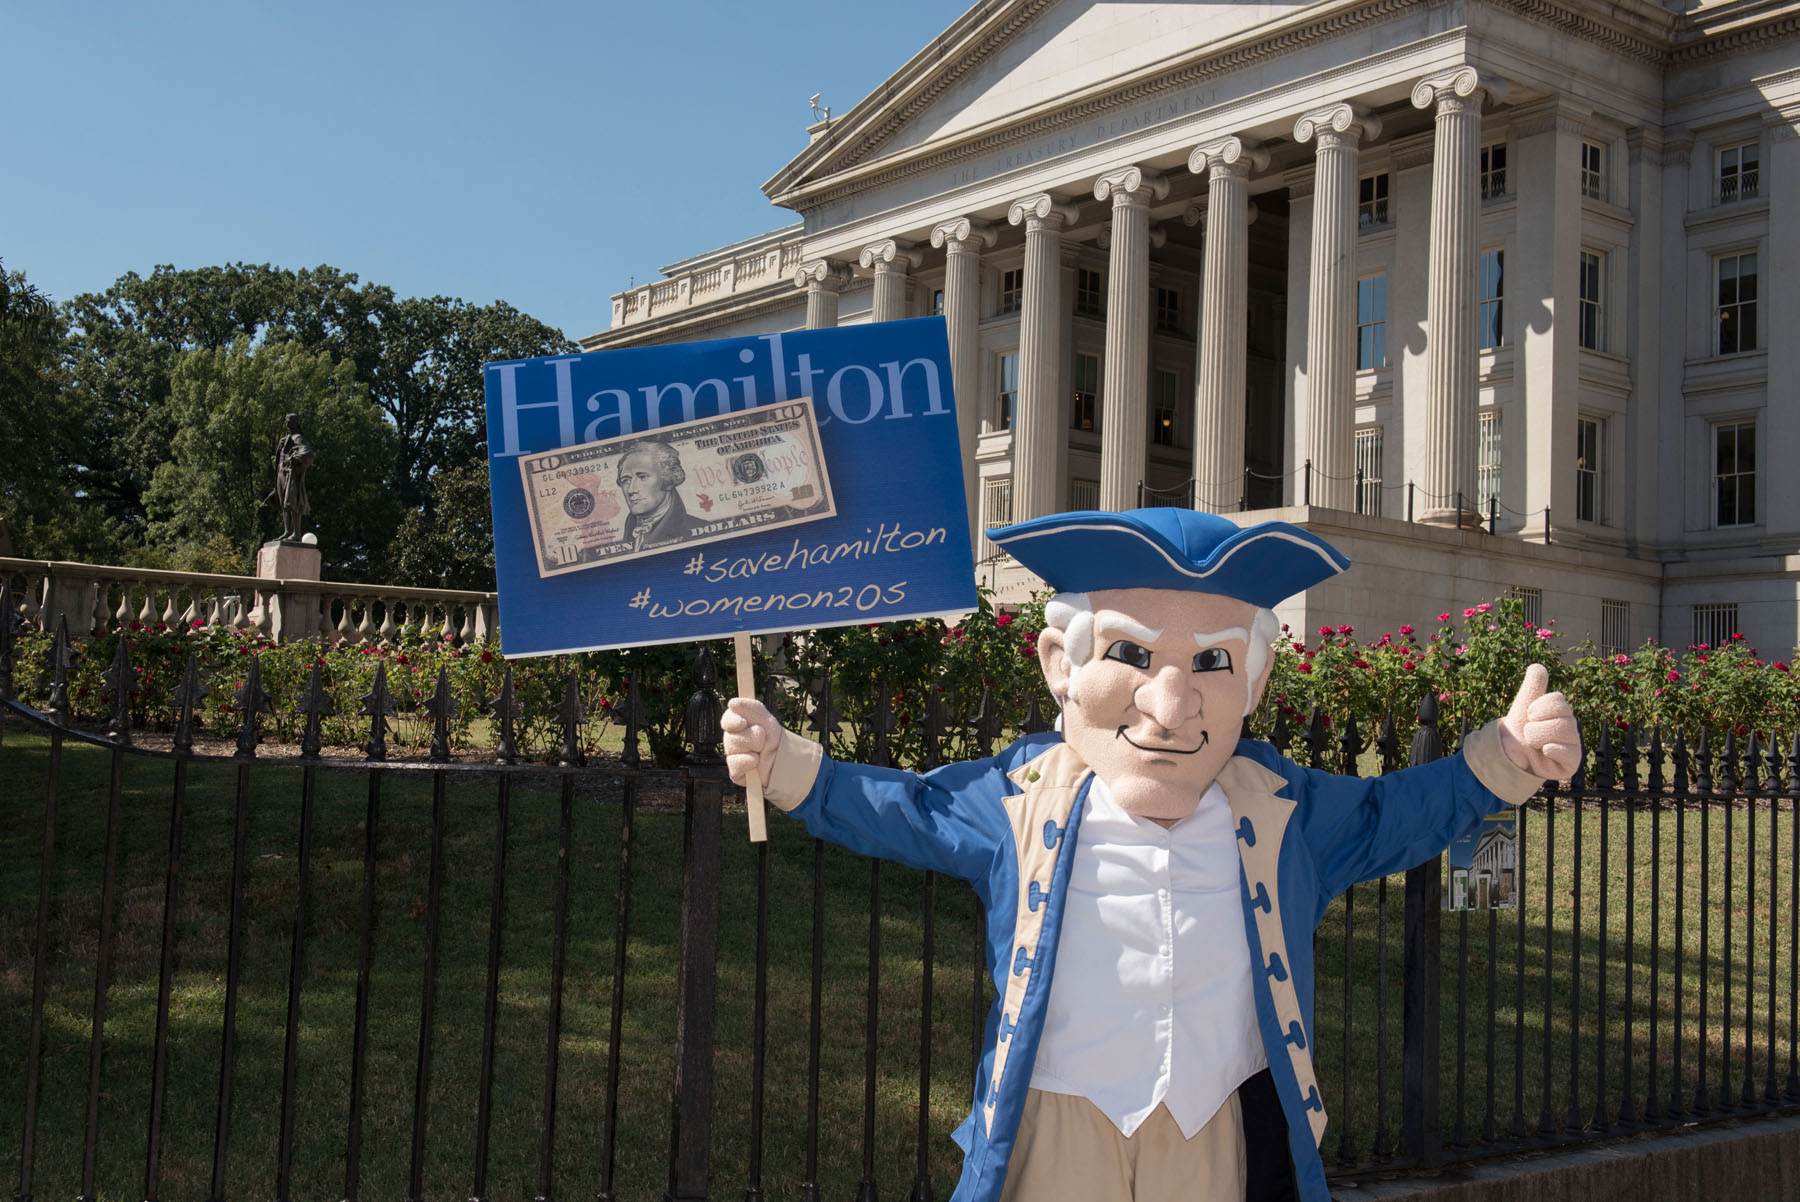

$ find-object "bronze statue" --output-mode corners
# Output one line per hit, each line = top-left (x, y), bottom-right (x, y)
(266, 413), (315, 542)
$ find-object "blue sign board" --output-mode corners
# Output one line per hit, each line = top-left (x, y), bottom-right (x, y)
(485, 318), (977, 657)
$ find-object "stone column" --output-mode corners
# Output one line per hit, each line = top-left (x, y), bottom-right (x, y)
(795, 258), (849, 329)
(931, 217), (998, 549)
(1188, 136), (1268, 513)
(859, 238), (922, 322)
(1294, 103), (1381, 511)
(1094, 166), (1169, 511)
(1006, 193), (1080, 523)
(1412, 67), (1501, 525)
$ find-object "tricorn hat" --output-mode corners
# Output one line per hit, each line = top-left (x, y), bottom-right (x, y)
(987, 508), (1350, 608)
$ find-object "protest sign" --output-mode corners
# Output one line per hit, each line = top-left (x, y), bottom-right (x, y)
(485, 317), (978, 659)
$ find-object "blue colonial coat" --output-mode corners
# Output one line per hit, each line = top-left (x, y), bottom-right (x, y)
(770, 722), (1537, 1202)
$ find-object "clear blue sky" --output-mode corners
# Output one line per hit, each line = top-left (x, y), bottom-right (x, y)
(3, 1), (973, 341)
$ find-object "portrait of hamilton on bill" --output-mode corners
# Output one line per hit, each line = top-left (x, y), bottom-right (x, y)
(517, 399), (838, 577)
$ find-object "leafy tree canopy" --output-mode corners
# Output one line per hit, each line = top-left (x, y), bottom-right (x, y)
(20, 259), (577, 585)
(144, 339), (401, 578)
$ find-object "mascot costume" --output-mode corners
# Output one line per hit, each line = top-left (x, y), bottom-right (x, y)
(722, 508), (1580, 1202)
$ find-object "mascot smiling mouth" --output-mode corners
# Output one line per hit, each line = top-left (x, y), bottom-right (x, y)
(1116, 727), (1209, 755)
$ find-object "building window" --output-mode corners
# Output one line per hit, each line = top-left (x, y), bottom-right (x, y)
(1691, 602), (1738, 650)
(1358, 173), (1390, 228)
(1719, 142), (1760, 204)
(979, 477), (1013, 562)
(1715, 420), (1756, 527)
(1511, 585), (1544, 628)
(1576, 415), (1604, 523)
(1151, 369), (1179, 447)
(998, 268), (1023, 315)
(1478, 410), (1502, 514)
(1601, 600), (1630, 656)
(1479, 248), (1505, 349)
(1481, 141), (1508, 199)
(1069, 478), (1099, 511)
(1356, 275), (1386, 369)
(1354, 428), (1383, 516)
(1716, 252), (1758, 355)
(996, 352), (1018, 431)
(931, 288), (945, 316)
(1075, 268), (1105, 317)
(1155, 287), (1183, 335)
(1578, 251), (1604, 350)
(1581, 140), (1605, 201)
(1071, 351), (1101, 433)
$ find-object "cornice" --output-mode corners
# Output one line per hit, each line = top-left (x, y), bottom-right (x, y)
(1672, 1), (1800, 65)
(769, 0), (1423, 211)
(1487, 0), (1672, 66)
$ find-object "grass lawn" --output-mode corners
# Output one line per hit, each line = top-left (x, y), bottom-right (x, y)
(1, 720), (1796, 1200)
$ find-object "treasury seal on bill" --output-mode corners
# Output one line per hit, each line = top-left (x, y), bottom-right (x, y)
(517, 398), (837, 577)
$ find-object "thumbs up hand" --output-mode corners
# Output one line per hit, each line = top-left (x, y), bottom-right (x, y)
(1496, 664), (1582, 779)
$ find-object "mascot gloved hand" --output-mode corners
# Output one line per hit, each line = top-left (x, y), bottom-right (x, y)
(723, 508), (1578, 1202)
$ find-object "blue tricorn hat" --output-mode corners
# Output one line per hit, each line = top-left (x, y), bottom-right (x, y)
(987, 508), (1350, 608)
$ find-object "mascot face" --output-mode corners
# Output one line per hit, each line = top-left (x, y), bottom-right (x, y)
(1038, 587), (1271, 823)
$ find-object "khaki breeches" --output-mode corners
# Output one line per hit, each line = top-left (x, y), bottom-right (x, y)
(997, 1089), (1246, 1202)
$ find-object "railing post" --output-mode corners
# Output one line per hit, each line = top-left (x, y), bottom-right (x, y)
(42, 564), (99, 639)
(1407, 482), (1415, 523)
(1240, 468), (1249, 513)
(1355, 468), (1365, 516)
(1400, 694), (1444, 1164)
(1544, 505), (1552, 545)
(1136, 481), (1144, 508)
(1303, 458), (1313, 507)
(668, 645), (725, 1202)
(1488, 495), (1498, 535)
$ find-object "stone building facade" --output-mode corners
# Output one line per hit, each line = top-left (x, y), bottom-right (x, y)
(583, 0), (1800, 653)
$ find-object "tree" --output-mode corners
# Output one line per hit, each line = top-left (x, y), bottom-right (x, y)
(143, 339), (400, 578)
(61, 262), (575, 581)
(0, 262), (112, 558)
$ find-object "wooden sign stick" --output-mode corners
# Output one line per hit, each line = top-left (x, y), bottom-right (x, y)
(733, 632), (768, 843)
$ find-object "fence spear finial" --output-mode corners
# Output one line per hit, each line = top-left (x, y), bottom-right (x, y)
(557, 670), (589, 768)
(423, 666), (459, 763)
(487, 664), (522, 766)
(103, 635), (141, 745)
(172, 652), (208, 754)
(235, 655), (273, 759)
(361, 659), (397, 762)
(44, 615), (78, 728)
(296, 658), (334, 760)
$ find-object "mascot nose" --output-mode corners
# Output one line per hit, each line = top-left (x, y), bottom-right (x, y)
(1135, 665), (1199, 730)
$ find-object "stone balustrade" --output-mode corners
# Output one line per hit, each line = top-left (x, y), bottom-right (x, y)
(0, 557), (497, 647)
(607, 228), (806, 331)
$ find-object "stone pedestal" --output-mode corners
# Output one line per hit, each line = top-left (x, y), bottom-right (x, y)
(257, 540), (321, 643)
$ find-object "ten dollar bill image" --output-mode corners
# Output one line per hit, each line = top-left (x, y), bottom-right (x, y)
(517, 399), (837, 577)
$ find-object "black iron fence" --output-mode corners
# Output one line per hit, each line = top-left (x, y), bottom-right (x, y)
(3, 614), (1799, 1201)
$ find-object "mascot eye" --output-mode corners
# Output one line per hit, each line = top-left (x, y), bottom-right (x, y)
(1192, 647), (1233, 673)
(1103, 640), (1153, 670)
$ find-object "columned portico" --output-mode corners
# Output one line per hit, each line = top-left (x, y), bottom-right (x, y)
(1188, 136), (1268, 514)
(1294, 103), (1380, 512)
(859, 238), (922, 322)
(931, 216), (997, 549)
(795, 258), (849, 329)
(1412, 67), (1501, 525)
(1094, 166), (1169, 512)
(1007, 192), (1080, 524)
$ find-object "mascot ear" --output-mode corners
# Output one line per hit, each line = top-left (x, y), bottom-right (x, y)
(1038, 625), (1073, 701)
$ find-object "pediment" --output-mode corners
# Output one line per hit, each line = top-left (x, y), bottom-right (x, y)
(764, 0), (1315, 208)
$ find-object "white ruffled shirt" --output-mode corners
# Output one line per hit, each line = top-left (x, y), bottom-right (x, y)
(1028, 775), (1268, 1138)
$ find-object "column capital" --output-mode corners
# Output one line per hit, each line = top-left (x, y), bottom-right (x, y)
(1007, 192), (1080, 229)
(1187, 136), (1270, 179)
(1293, 102), (1381, 147)
(1093, 165), (1170, 205)
(1411, 67), (1505, 114)
(858, 238), (923, 272)
(929, 217), (997, 251)
(793, 258), (852, 292)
